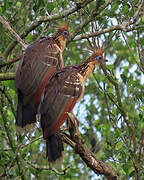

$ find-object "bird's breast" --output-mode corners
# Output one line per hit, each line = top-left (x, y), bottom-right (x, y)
(76, 73), (85, 101)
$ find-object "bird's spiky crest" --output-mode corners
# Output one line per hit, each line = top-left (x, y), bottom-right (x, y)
(56, 22), (70, 35)
(87, 22), (117, 55)
(87, 36), (103, 57)
(87, 22), (104, 58)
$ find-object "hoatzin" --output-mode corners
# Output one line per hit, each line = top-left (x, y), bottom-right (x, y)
(39, 47), (105, 162)
(15, 23), (70, 130)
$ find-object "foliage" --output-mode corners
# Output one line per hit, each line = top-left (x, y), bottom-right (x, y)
(0, 0), (144, 179)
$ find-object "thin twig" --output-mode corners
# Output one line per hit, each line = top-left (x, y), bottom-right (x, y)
(0, 94), (26, 180)
(0, 88), (16, 118)
(0, 54), (22, 69)
(0, 16), (27, 49)
(71, 0), (112, 40)
(138, 131), (144, 163)
(25, 157), (71, 175)
(3, 0), (94, 58)
(74, 25), (144, 41)
(74, 0), (144, 41)
(133, 30), (144, 72)
(121, 31), (144, 73)
(0, 136), (43, 152)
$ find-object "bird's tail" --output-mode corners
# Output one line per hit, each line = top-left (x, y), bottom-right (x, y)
(16, 91), (36, 131)
(46, 131), (64, 163)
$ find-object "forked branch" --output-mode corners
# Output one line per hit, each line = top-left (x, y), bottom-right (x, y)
(62, 113), (119, 180)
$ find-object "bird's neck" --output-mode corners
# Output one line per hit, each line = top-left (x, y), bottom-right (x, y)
(78, 61), (95, 83)
(55, 35), (66, 52)
(72, 61), (95, 102)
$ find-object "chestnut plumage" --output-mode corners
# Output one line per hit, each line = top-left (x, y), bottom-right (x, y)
(15, 24), (70, 130)
(39, 48), (105, 162)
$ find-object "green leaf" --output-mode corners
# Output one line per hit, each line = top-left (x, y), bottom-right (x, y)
(121, 73), (127, 84)
(62, 0), (67, 9)
(17, 1), (21, 8)
(47, 2), (55, 14)
(107, 64), (114, 70)
(115, 141), (123, 150)
(121, 4), (129, 14)
(129, 170), (135, 177)
(1, 80), (15, 89)
(0, 7), (2, 15)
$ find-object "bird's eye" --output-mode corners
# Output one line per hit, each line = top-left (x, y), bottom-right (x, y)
(62, 30), (68, 36)
(94, 56), (102, 60)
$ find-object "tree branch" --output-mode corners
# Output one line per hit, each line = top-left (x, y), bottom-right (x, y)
(121, 31), (144, 74)
(0, 16), (27, 50)
(0, 88), (16, 118)
(71, 0), (112, 40)
(0, 54), (22, 69)
(138, 131), (144, 163)
(62, 113), (119, 179)
(0, 136), (43, 152)
(74, 24), (144, 41)
(0, 94), (25, 180)
(100, 62), (139, 175)
(0, 72), (15, 81)
(3, 0), (94, 58)
(74, 0), (144, 41)
(25, 157), (71, 175)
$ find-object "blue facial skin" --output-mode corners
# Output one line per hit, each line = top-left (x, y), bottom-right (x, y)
(94, 56), (103, 62)
(62, 30), (70, 40)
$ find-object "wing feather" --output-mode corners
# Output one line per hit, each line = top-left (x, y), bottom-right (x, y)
(15, 38), (64, 105)
(40, 68), (83, 138)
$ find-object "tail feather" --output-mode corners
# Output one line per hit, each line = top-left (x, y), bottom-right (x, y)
(46, 131), (64, 162)
(16, 91), (36, 129)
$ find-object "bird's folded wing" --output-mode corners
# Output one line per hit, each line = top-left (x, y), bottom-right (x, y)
(40, 69), (83, 138)
(15, 38), (64, 105)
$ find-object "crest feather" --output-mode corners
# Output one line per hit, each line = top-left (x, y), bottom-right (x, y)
(93, 48), (103, 56)
(87, 44), (104, 57)
(57, 22), (70, 34)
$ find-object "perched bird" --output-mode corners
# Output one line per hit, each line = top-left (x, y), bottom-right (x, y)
(39, 46), (105, 162)
(15, 23), (70, 131)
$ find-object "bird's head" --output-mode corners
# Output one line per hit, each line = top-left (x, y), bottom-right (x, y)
(86, 22), (111, 65)
(56, 23), (71, 41)
(89, 48), (105, 65)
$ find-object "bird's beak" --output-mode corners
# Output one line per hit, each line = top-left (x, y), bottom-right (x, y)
(67, 35), (71, 41)
(98, 59), (104, 63)
(97, 57), (108, 64)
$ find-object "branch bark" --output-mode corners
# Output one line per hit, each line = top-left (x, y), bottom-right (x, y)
(3, 0), (94, 58)
(73, 0), (144, 41)
(0, 72), (15, 81)
(71, 0), (112, 40)
(62, 113), (119, 180)
(0, 16), (27, 50)
(73, 24), (144, 41)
